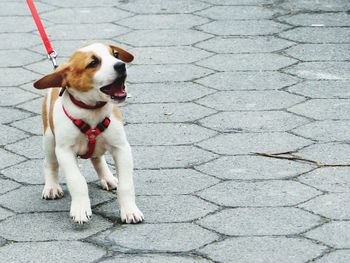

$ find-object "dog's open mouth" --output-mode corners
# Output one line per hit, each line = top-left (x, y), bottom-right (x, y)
(100, 76), (127, 101)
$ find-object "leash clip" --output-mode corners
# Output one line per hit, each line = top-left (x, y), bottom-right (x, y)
(48, 50), (58, 69)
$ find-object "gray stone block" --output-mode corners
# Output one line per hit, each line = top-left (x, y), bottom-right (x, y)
(0, 33), (41, 50)
(5, 136), (43, 159)
(300, 193), (350, 220)
(126, 123), (217, 146)
(199, 237), (325, 263)
(0, 212), (113, 241)
(0, 207), (14, 221)
(196, 6), (274, 20)
(0, 87), (39, 106)
(198, 180), (320, 207)
(196, 36), (293, 53)
(196, 53), (296, 71)
(0, 1), (55, 16)
(0, 178), (20, 195)
(285, 44), (350, 61)
(102, 255), (211, 263)
(288, 80), (350, 99)
(0, 108), (31, 124)
(199, 111), (308, 132)
(280, 28), (350, 43)
(11, 115), (43, 135)
(121, 103), (216, 123)
(299, 167), (350, 193)
(119, 14), (209, 29)
(133, 145), (218, 169)
(196, 71), (298, 90)
(280, 13), (350, 26)
(0, 50), (43, 67)
(198, 207), (321, 235)
(0, 241), (106, 263)
(17, 97), (43, 114)
(0, 69), (40, 87)
(305, 222), (350, 248)
(0, 124), (28, 146)
(0, 17), (47, 33)
(281, 0), (350, 11)
(195, 155), (314, 180)
(316, 250), (350, 263)
(199, 20), (290, 36)
(197, 132), (311, 155)
(107, 223), (218, 252)
(133, 169), (220, 195)
(0, 148), (25, 170)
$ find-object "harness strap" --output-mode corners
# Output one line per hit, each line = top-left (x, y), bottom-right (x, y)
(62, 104), (111, 159)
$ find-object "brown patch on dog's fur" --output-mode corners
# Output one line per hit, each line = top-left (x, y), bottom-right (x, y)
(108, 44), (134, 63)
(112, 105), (122, 122)
(42, 94), (48, 132)
(49, 88), (60, 134)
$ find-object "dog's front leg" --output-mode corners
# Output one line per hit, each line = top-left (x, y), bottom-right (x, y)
(55, 147), (92, 224)
(111, 143), (144, 223)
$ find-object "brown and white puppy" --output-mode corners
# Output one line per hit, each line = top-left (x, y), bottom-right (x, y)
(34, 43), (143, 224)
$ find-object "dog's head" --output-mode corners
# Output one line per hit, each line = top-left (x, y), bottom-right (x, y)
(34, 43), (134, 103)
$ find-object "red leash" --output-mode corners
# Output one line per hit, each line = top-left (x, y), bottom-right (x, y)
(26, 0), (58, 69)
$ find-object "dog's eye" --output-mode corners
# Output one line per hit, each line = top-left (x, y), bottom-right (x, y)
(113, 51), (119, 58)
(87, 57), (99, 68)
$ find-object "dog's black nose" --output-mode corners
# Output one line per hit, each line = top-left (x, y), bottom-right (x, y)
(114, 62), (126, 74)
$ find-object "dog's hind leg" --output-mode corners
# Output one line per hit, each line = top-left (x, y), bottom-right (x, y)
(42, 129), (64, 199)
(91, 156), (118, 191)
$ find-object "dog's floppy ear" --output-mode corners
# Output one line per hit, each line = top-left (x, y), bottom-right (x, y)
(109, 44), (134, 63)
(33, 64), (70, 89)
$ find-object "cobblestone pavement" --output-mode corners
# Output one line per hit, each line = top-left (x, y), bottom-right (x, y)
(0, 0), (349, 262)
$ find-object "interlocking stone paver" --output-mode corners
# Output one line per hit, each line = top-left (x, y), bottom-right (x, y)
(305, 222), (350, 248)
(0, 207), (14, 221)
(196, 6), (274, 20)
(0, 68), (40, 87)
(280, 28), (350, 43)
(196, 71), (298, 90)
(127, 82), (214, 103)
(285, 44), (350, 61)
(11, 115), (42, 135)
(316, 250), (350, 263)
(299, 167), (350, 193)
(131, 46), (211, 65)
(199, 111), (309, 132)
(280, 13), (350, 27)
(102, 255), (211, 263)
(300, 193), (350, 220)
(121, 103), (216, 123)
(195, 155), (314, 180)
(197, 132), (311, 155)
(0, 178), (20, 195)
(0, 17), (48, 33)
(128, 64), (213, 83)
(197, 90), (304, 111)
(199, 20), (290, 36)
(196, 53), (296, 71)
(5, 136), (43, 159)
(293, 120), (350, 141)
(0, 33), (41, 50)
(0, 50), (43, 67)
(42, 7), (131, 24)
(118, 29), (211, 47)
(281, 0), (350, 11)
(40, 0), (117, 7)
(107, 223), (218, 252)
(0, 212), (112, 241)
(95, 195), (218, 223)
(47, 24), (130, 40)
(126, 123), (217, 146)
(25, 59), (58, 75)
(203, 0), (273, 4)
(0, 241), (106, 263)
(0, 107), (31, 124)
(198, 180), (321, 207)
(199, 237), (325, 263)
(196, 36), (294, 53)
(0, 1), (55, 16)
(119, 14), (209, 29)
(289, 99), (350, 120)
(285, 62), (350, 80)
(0, 148), (25, 170)
(133, 169), (219, 195)
(288, 80), (350, 99)
(0, 184), (115, 213)
(297, 142), (350, 165)
(198, 207), (321, 236)
(20, 82), (47, 96)
(0, 87), (39, 106)
(16, 97), (43, 114)
(0, 124), (28, 145)
(133, 146), (218, 169)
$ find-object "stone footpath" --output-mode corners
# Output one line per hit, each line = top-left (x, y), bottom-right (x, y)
(0, 0), (350, 262)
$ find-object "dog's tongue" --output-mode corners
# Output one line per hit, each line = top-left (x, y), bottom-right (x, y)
(100, 78), (127, 100)
(112, 83), (126, 98)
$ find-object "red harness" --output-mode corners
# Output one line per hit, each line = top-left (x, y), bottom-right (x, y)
(62, 95), (110, 159)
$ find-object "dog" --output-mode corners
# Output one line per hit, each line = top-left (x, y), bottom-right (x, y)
(33, 43), (144, 224)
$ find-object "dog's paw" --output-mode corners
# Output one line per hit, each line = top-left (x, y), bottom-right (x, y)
(42, 184), (64, 200)
(100, 175), (118, 191)
(70, 199), (92, 224)
(120, 204), (144, 224)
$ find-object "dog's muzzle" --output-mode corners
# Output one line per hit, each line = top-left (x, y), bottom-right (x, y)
(100, 75), (127, 102)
